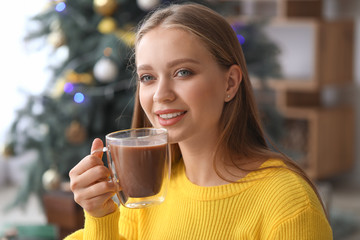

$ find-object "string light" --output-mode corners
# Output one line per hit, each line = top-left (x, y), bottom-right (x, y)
(72, 79), (134, 97)
(237, 34), (245, 45)
(55, 2), (66, 12)
(231, 24), (245, 45)
(64, 82), (74, 93)
(74, 92), (85, 103)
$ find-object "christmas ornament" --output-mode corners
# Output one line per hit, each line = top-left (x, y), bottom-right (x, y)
(98, 17), (117, 34)
(53, 46), (70, 64)
(116, 29), (136, 47)
(42, 168), (61, 190)
(2, 143), (15, 157)
(137, 0), (160, 11)
(65, 121), (87, 144)
(52, 77), (66, 98)
(93, 57), (118, 83)
(94, 0), (118, 16)
(65, 70), (93, 85)
(103, 47), (112, 57)
(48, 30), (66, 48)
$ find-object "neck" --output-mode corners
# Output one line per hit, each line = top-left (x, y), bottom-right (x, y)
(178, 131), (238, 186)
(177, 131), (265, 186)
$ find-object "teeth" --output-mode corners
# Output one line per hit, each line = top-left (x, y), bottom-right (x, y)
(159, 112), (184, 119)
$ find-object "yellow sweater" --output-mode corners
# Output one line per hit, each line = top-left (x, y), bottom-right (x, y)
(65, 159), (332, 239)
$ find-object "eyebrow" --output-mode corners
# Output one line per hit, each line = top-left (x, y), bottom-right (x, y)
(137, 58), (201, 71)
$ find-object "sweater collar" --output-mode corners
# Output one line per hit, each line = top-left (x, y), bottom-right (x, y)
(173, 159), (284, 200)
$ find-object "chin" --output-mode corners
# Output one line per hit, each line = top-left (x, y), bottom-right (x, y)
(168, 131), (187, 145)
(167, 134), (177, 144)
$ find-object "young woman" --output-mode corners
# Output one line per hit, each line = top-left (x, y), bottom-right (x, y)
(66, 3), (332, 239)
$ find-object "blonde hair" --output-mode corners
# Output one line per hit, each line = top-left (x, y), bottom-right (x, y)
(131, 3), (327, 215)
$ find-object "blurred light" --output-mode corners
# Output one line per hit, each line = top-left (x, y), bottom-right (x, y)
(55, 2), (66, 12)
(103, 47), (112, 57)
(64, 82), (74, 93)
(74, 92), (85, 103)
(237, 34), (245, 45)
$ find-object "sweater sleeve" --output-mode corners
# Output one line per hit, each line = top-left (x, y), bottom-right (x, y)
(64, 202), (126, 240)
(268, 205), (333, 240)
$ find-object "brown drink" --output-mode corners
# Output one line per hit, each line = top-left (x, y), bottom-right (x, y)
(109, 143), (167, 198)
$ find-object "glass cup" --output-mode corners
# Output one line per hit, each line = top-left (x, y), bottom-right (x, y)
(93, 128), (171, 209)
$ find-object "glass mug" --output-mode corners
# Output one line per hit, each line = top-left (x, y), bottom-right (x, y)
(92, 128), (171, 209)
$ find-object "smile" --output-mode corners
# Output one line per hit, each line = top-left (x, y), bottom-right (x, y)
(159, 112), (185, 119)
(155, 110), (187, 126)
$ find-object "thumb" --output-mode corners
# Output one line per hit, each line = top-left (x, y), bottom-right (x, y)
(91, 138), (104, 159)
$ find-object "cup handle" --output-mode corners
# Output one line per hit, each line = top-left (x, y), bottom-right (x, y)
(91, 147), (108, 156)
(90, 147), (115, 184)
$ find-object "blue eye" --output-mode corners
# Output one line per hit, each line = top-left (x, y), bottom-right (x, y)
(176, 69), (192, 77)
(139, 74), (155, 83)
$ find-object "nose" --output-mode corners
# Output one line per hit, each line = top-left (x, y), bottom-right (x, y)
(153, 76), (176, 103)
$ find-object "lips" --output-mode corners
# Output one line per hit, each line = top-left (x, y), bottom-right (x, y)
(155, 109), (187, 126)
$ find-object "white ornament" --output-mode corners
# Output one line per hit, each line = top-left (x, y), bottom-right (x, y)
(93, 58), (118, 83)
(48, 30), (66, 48)
(42, 168), (61, 190)
(137, 0), (160, 11)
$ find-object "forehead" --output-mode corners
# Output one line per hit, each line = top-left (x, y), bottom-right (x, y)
(135, 27), (213, 64)
(137, 27), (197, 48)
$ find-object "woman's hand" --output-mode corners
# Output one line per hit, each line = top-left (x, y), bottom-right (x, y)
(69, 138), (118, 218)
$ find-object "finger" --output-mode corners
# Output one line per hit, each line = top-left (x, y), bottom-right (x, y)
(69, 154), (104, 178)
(72, 165), (111, 190)
(82, 192), (117, 217)
(77, 180), (116, 201)
(91, 138), (104, 159)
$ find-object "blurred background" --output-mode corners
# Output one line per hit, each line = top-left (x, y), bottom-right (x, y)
(0, 0), (359, 239)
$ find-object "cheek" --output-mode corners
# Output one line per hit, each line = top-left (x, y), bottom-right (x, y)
(199, 79), (224, 103)
(187, 84), (224, 116)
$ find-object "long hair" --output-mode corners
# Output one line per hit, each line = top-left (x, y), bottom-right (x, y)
(131, 3), (327, 215)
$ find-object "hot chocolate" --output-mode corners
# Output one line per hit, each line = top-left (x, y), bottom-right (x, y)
(109, 143), (167, 198)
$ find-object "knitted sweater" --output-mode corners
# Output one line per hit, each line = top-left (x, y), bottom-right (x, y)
(65, 159), (332, 239)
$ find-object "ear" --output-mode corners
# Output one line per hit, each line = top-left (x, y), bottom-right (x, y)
(224, 65), (242, 102)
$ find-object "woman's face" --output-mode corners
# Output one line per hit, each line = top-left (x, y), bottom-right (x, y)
(136, 27), (229, 144)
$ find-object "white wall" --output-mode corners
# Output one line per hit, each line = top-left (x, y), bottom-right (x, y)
(0, 1), (50, 143)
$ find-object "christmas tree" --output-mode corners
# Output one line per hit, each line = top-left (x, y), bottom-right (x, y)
(4, 0), (281, 208)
